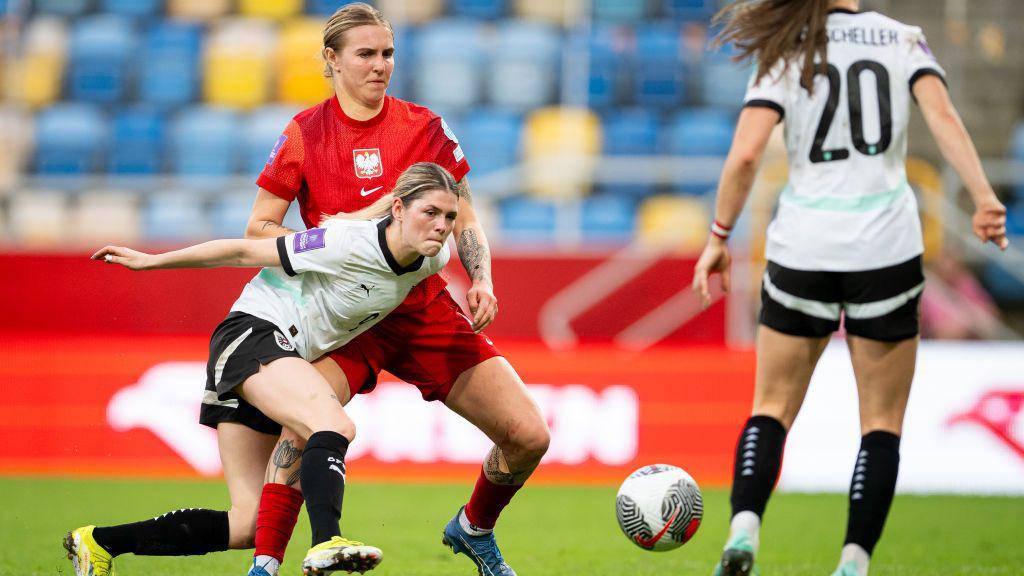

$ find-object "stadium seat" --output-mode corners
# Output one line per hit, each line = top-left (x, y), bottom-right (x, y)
(101, 0), (162, 18)
(69, 191), (141, 244)
(167, 0), (231, 20)
(593, 0), (648, 23)
(307, 0), (357, 16)
(386, 25), (414, 101)
(376, 0), (445, 24)
(450, 0), (507, 20)
(700, 44), (753, 108)
(498, 195), (557, 244)
(663, 0), (716, 21)
(204, 19), (276, 110)
(240, 0), (302, 20)
(667, 108), (734, 194)
(487, 20), (561, 110)
(1006, 201), (1024, 236)
(636, 194), (709, 250)
(68, 16), (138, 104)
(144, 191), (209, 241)
(413, 20), (486, 110)
(456, 109), (523, 180)
(601, 108), (661, 198)
(513, 0), (586, 26)
(34, 0), (89, 17)
(8, 18), (67, 109)
(566, 25), (630, 109)
(7, 190), (70, 246)
(108, 107), (166, 175)
(633, 23), (686, 109)
(1011, 123), (1024, 197)
(277, 18), (333, 106)
(0, 107), (31, 188)
(209, 191), (257, 237)
(982, 259), (1024, 304)
(140, 22), (202, 107)
(581, 193), (637, 242)
(523, 107), (601, 198)
(34, 103), (108, 174)
(170, 106), (240, 176)
(244, 105), (303, 176)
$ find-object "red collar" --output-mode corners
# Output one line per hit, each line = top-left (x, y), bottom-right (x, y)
(330, 94), (390, 128)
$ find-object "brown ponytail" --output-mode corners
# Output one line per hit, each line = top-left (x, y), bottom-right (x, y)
(712, 0), (831, 93)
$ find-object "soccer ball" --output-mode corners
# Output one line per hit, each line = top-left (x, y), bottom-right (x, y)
(615, 464), (703, 551)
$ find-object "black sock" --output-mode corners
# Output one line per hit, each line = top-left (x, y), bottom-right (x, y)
(729, 415), (787, 519)
(301, 431), (350, 546)
(92, 509), (229, 557)
(844, 430), (900, 555)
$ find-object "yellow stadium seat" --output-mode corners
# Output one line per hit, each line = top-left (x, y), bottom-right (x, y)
(636, 195), (710, 252)
(277, 19), (332, 105)
(375, 0), (444, 24)
(204, 19), (276, 110)
(167, 0), (231, 20)
(69, 191), (140, 244)
(7, 18), (67, 108)
(514, 0), (586, 26)
(8, 190), (70, 246)
(239, 0), (302, 21)
(523, 106), (601, 199)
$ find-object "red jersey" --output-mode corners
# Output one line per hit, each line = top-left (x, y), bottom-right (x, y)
(257, 95), (470, 311)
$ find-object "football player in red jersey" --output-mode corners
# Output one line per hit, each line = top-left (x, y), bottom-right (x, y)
(242, 4), (544, 576)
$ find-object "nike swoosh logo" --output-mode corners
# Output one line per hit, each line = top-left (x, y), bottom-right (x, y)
(634, 508), (680, 549)
(360, 186), (383, 197)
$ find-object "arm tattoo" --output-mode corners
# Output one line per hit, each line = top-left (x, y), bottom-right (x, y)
(483, 446), (532, 485)
(457, 179), (473, 205)
(259, 220), (296, 237)
(266, 439), (302, 484)
(458, 229), (489, 282)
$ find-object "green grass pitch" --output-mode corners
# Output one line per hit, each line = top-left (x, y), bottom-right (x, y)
(4, 476), (1022, 575)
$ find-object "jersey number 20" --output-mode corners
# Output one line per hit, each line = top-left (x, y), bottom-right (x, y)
(810, 60), (892, 163)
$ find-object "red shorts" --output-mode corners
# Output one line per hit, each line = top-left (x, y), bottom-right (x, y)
(329, 289), (502, 402)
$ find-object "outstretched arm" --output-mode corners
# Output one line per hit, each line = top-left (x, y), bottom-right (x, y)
(92, 237), (282, 271)
(452, 177), (498, 332)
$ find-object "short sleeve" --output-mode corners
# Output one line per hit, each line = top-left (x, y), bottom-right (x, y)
(906, 28), (946, 91)
(743, 60), (788, 120)
(276, 223), (351, 277)
(257, 119), (305, 202)
(427, 117), (471, 182)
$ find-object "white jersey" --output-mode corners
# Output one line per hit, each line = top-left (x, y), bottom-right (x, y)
(230, 217), (449, 361)
(744, 9), (945, 271)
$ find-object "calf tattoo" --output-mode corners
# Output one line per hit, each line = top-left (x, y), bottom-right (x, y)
(484, 445), (533, 486)
(267, 439), (302, 486)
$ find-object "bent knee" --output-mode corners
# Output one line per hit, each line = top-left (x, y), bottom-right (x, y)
(504, 419), (550, 461)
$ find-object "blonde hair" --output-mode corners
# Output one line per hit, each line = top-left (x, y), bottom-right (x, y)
(322, 2), (394, 77)
(324, 163), (460, 223)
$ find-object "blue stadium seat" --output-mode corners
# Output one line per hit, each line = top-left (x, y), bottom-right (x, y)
(413, 20), (486, 109)
(109, 107), (166, 174)
(499, 196), (557, 244)
(663, 0), (716, 21)
(982, 258), (1024, 303)
(244, 105), (302, 177)
(668, 108), (734, 194)
(1012, 123), (1024, 160)
(488, 20), (561, 110)
(101, 0), (163, 17)
(700, 46), (753, 108)
(68, 16), (137, 104)
(35, 0), (89, 16)
(209, 192), (256, 237)
(593, 0), (647, 23)
(307, 0), (362, 16)
(1006, 201), (1024, 236)
(567, 24), (629, 109)
(386, 25), (414, 101)
(34, 103), (108, 174)
(449, 0), (507, 20)
(634, 23), (686, 109)
(457, 109), (522, 179)
(171, 107), (240, 176)
(581, 193), (637, 242)
(140, 22), (201, 107)
(144, 191), (209, 241)
(601, 108), (661, 198)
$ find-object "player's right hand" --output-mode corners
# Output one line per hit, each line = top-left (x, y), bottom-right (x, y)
(691, 237), (731, 309)
(972, 199), (1009, 251)
(91, 245), (155, 271)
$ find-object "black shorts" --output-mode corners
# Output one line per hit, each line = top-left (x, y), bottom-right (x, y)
(198, 311), (301, 435)
(759, 256), (924, 341)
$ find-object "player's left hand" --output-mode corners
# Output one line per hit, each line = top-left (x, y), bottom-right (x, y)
(972, 199), (1009, 250)
(467, 280), (497, 333)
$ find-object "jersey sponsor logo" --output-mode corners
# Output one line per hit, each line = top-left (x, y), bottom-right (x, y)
(267, 134), (287, 166)
(353, 148), (383, 179)
(360, 185), (384, 197)
(273, 331), (294, 351)
(294, 228), (326, 253)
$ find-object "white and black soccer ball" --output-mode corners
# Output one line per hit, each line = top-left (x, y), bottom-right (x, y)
(615, 464), (703, 552)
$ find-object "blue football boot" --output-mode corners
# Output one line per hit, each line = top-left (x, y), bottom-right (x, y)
(441, 507), (516, 576)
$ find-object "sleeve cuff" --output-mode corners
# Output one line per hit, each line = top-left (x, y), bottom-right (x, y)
(743, 99), (785, 121)
(257, 174), (298, 202)
(449, 161), (470, 184)
(909, 68), (947, 90)
(276, 236), (296, 276)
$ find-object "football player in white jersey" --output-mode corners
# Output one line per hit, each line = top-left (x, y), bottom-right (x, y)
(74, 163), (459, 576)
(692, 2), (1008, 576)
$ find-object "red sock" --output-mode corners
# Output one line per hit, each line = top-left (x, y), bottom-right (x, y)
(463, 468), (524, 530)
(254, 483), (304, 561)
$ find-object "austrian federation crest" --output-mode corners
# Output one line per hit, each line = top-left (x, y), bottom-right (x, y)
(353, 148), (383, 179)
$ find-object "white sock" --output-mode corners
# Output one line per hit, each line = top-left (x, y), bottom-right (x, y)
(839, 543), (870, 576)
(253, 555), (280, 576)
(728, 511), (761, 553)
(458, 508), (492, 536)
